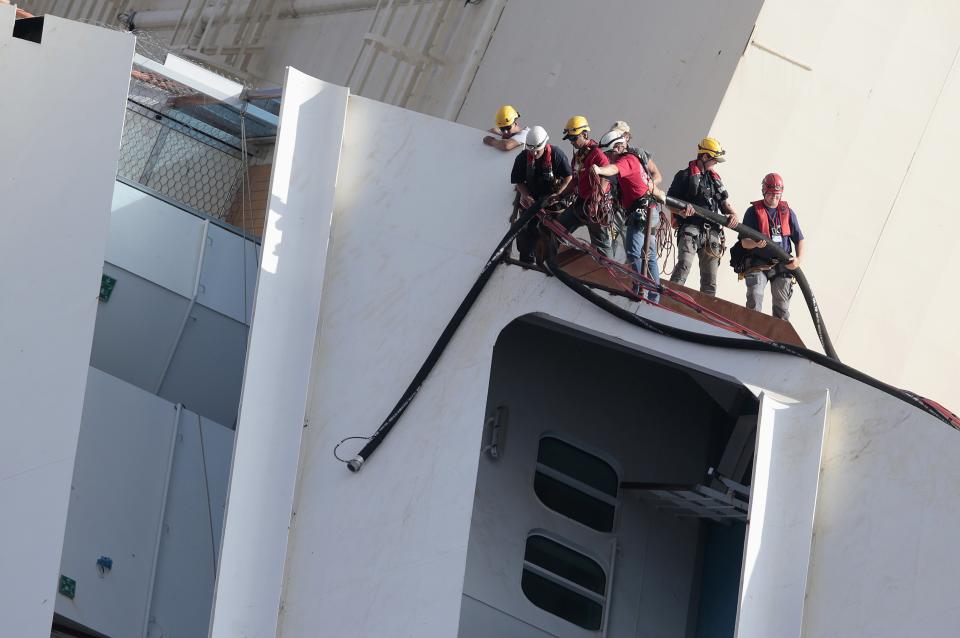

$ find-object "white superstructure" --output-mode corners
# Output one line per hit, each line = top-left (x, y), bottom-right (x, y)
(5, 3), (960, 637)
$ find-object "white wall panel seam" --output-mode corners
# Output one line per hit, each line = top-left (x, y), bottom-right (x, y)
(141, 403), (183, 638)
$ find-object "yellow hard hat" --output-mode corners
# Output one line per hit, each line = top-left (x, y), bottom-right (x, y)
(495, 105), (520, 128)
(563, 115), (590, 139)
(697, 137), (726, 162)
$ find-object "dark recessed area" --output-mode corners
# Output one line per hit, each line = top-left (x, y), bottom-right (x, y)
(12, 16), (44, 44)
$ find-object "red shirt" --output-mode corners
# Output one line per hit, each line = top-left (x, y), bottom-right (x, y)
(614, 153), (650, 208)
(574, 143), (609, 199)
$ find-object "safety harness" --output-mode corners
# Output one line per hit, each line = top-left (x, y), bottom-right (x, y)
(673, 160), (728, 259)
(730, 201), (794, 278)
(751, 199), (791, 238)
(525, 143), (554, 185)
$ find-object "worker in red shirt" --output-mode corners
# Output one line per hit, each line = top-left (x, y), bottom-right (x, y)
(556, 116), (615, 257)
(592, 130), (666, 301)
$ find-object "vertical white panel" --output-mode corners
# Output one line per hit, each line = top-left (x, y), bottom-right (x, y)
(197, 223), (260, 324)
(199, 417), (234, 558)
(107, 181), (205, 298)
(56, 369), (178, 638)
(149, 409), (234, 638)
(735, 390), (830, 638)
(210, 69), (349, 638)
(0, 11), (135, 637)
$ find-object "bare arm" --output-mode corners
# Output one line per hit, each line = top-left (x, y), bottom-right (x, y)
(592, 164), (619, 177)
(722, 199), (740, 228)
(785, 238), (805, 270)
(647, 158), (663, 185)
(483, 136), (522, 151)
(516, 183), (533, 208)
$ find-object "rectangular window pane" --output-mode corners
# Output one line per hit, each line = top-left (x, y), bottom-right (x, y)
(521, 569), (603, 631)
(537, 437), (619, 496)
(524, 535), (606, 594)
(534, 471), (615, 532)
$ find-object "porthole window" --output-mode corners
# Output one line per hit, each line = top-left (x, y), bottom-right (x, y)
(534, 436), (618, 532)
(521, 534), (606, 630)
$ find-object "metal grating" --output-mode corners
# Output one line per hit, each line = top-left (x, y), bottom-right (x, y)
(622, 471), (751, 524)
(638, 484), (749, 523)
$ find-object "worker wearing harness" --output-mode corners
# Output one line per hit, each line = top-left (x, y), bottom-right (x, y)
(557, 115), (616, 258)
(738, 173), (805, 320)
(510, 125), (573, 264)
(592, 130), (666, 301)
(608, 121), (663, 256)
(668, 137), (740, 296)
(483, 105), (529, 151)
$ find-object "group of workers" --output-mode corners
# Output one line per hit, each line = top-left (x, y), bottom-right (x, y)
(482, 105), (806, 321)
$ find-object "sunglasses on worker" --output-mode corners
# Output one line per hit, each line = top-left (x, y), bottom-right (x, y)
(499, 125), (512, 134)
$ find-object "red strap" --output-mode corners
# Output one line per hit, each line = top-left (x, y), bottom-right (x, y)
(750, 200), (791, 237)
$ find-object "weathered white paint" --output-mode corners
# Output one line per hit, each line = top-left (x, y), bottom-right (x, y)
(735, 390), (830, 637)
(209, 70), (349, 638)
(708, 0), (960, 407)
(0, 11), (134, 637)
(235, 79), (960, 637)
(456, 0), (764, 180)
(125, 0), (958, 405)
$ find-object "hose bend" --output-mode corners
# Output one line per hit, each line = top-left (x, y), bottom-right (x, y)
(664, 196), (838, 360)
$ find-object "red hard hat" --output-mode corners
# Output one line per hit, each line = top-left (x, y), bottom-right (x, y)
(762, 173), (784, 194)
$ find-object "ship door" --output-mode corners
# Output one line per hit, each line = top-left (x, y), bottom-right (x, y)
(459, 317), (755, 637)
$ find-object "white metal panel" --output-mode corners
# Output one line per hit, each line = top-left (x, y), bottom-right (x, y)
(157, 303), (249, 427)
(456, 0), (764, 181)
(735, 391), (830, 638)
(801, 396), (960, 637)
(199, 416), (235, 558)
(271, 82), (748, 638)
(56, 368), (178, 638)
(275, 89), (522, 638)
(708, 0), (960, 406)
(148, 409), (234, 638)
(0, 11), (135, 637)
(459, 595), (556, 638)
(198, 42), (960, 638)
(107, 181), (204, 299)
(197, 223), (260, 324)
(209, 69), (349, 638)
(90, 263), (190, 393)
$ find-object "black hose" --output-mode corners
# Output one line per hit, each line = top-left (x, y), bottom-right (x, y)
(664, 196), (838, 360)
(345, 200), (953, 474)
(542, 245), (953, 429)
(345, 203), (544, 472)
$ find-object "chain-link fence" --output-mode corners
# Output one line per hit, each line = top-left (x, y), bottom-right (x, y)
(114, 56), (256, 220)
(118, 102), (245, 219)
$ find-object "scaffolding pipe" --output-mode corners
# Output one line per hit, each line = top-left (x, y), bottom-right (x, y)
(129, 0), (430, 30)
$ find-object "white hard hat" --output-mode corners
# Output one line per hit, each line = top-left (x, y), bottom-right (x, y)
(610, 120), (631, 134)
(526, 125), (549, 150)
(599, 130), (626, 152)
